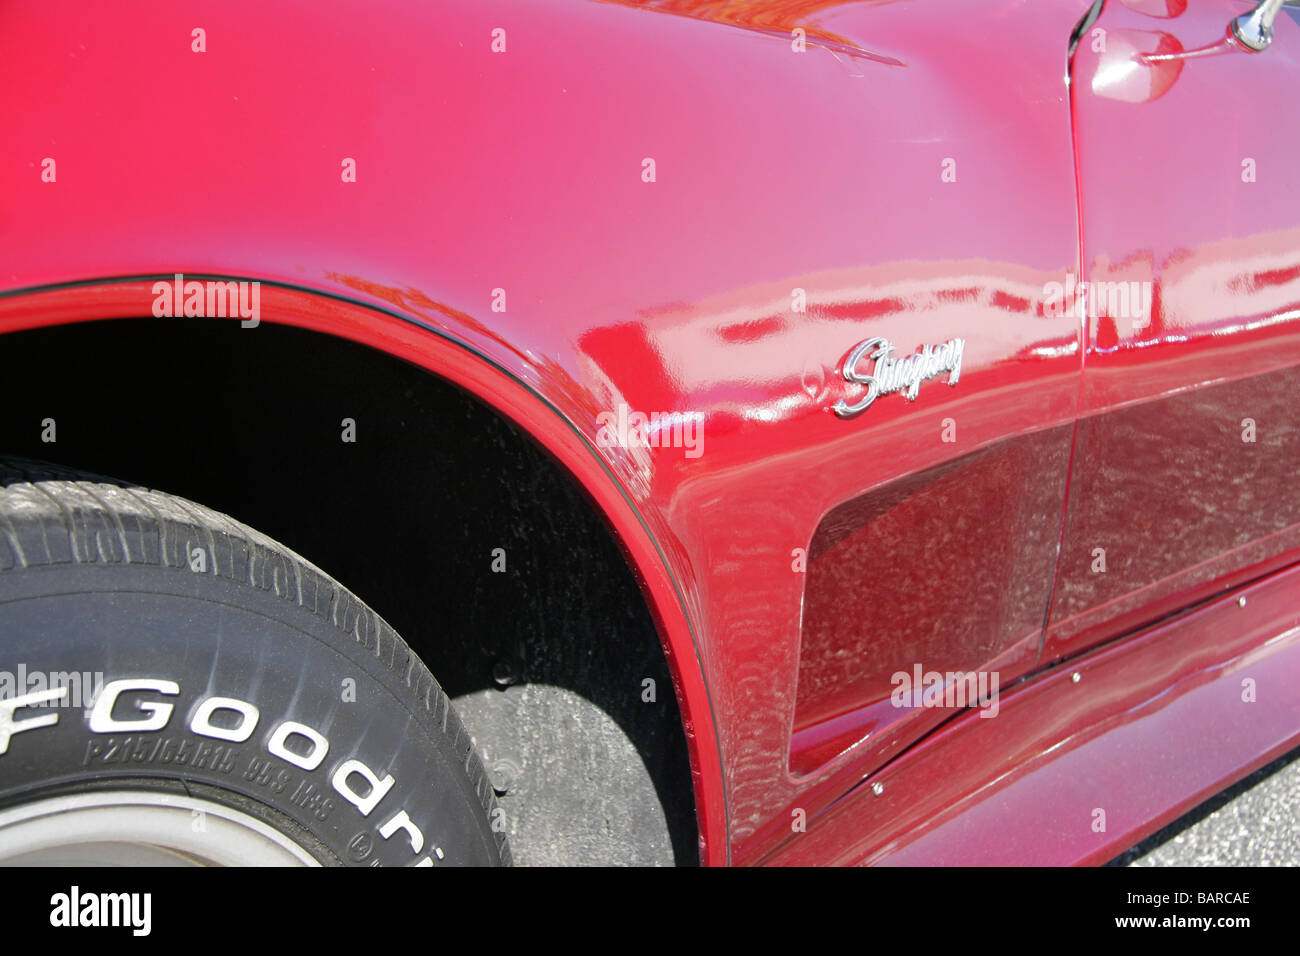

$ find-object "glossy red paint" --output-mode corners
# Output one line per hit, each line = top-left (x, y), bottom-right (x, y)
(3, 0), (1298, 866)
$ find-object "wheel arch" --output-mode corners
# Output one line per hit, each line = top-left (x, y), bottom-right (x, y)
(0, 276), (728, 865)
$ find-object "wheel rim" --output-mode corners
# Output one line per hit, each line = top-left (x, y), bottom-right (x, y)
(0, 790), (320, 866)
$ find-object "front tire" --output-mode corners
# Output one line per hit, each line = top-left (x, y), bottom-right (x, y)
(0, 459), (508, 866)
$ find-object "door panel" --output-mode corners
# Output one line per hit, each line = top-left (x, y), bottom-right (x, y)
(1052, 0), (1300, 661)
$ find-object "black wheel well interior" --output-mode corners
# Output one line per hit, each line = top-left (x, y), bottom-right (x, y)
(0, 314), (698, 865)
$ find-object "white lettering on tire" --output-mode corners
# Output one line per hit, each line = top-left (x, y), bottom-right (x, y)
(331, 759), (395, 816)
(267, 720), (329, 771)
(378, 808), (425, 853)
(189, 696), (260, 742)
(0, 686), (69, 753)
(4, 676), (433, 862)
(88, 679), (179, 733)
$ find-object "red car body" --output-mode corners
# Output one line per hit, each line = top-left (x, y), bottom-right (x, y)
(3, 0), (1299, 865)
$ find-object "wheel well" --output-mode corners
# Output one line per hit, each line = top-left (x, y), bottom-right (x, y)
(0, 315), (698, 865)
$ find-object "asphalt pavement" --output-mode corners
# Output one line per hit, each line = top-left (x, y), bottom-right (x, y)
(1111, 747), (1300, 866)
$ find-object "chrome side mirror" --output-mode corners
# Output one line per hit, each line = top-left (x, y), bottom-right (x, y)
(1232, 0), (1286, 51)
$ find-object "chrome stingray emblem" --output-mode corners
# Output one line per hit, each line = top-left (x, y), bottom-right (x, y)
(832, 336), (965, 418)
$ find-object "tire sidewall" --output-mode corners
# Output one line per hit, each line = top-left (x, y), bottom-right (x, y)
(0, 560), (502, 866)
